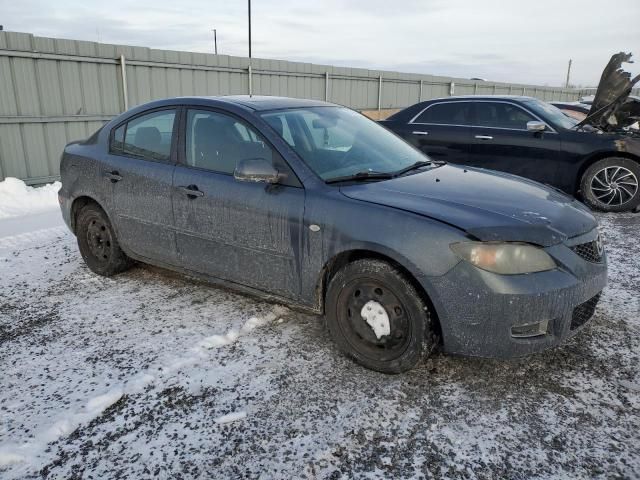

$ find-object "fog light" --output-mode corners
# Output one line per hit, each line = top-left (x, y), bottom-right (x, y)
(511, 319), (549, 338)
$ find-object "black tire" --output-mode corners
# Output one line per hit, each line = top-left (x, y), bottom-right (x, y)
(580, 157), (640, 212)
(76, 203), (133, 276)
(325, 259), (434, 373)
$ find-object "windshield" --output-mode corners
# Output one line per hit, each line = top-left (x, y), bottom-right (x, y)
(260, 107), (432, 181)
(523, 99), (579, 130)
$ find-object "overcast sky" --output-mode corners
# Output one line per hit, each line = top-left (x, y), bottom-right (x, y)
(2, 0), (639, 87)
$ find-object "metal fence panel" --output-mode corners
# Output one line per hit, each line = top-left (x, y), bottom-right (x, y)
(0, 31), (591, 183)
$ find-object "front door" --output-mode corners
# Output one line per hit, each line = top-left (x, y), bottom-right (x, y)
(467, 101), (562, 184)
(103, 108), (178, 263)
(172, 108), (305, 300)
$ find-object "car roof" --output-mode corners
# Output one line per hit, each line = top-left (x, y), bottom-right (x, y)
(424, 95), (538, 102)
(142, 95), (337, 112)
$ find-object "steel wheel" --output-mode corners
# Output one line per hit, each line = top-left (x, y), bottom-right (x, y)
(336, 278), (413, 362)
(85, 217), (114, 262)
(590, 166), (638, 207)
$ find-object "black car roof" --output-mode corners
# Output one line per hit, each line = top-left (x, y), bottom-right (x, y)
(425, 95), (538, 102)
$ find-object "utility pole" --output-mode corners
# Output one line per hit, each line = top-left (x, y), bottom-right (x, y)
(212, 28), (217, 55)
(565, 59), (572, 88)
(248, 0), (252, 59)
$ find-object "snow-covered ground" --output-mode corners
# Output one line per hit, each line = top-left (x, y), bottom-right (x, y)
(0, 178), (639, 479)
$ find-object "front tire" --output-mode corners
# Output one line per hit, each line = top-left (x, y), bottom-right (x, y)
(325, 259), (434, 373)
(76, 203), (133, 276)
(580, 157), (640, 212)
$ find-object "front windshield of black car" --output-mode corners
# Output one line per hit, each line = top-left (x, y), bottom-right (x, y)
(523, 99), (579, 130)
(260, 106), (433, 181)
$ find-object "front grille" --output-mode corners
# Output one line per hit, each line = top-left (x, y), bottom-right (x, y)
(570, 293), (601, 330)
(571, 240), (604, 263)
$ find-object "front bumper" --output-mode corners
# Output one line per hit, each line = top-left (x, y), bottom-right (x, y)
(425, 231), (608, 359)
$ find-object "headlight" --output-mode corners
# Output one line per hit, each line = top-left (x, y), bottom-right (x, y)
(450, 242), (556, 275)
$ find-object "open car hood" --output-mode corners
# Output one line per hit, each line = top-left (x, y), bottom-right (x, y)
(579, 52), (640, 131)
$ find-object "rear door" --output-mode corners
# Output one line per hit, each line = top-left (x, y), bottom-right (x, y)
(467, 101), (562, 183)
(394, 101), (472, 164)
(104, 108), (178, 263)
(171, 107), (305, 300)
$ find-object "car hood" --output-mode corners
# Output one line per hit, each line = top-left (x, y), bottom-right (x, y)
(579, 52), (640, 131)
(339, 164), (597, 246)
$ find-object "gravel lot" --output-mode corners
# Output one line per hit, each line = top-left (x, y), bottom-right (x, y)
(0, 210), (638, 479)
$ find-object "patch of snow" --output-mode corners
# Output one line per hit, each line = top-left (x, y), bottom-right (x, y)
(86, 389), (124, 414)
(361, 300), (391, 339)
(214, 411), (247, 424)
(0, 177), (61, 220)
(0, 451), (25, 467)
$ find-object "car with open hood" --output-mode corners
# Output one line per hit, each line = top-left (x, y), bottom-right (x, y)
(381, 53), (640, 212)
(59, 96), (607, 373)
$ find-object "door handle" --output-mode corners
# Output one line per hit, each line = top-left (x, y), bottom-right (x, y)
(474, 135), (493, 140)
(178, 185), (204, 198)
(104, 170), (122, 183)
(412, 131), (429, 135)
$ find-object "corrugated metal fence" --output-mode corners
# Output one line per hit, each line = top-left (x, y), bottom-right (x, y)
(0, 31), (590, 184)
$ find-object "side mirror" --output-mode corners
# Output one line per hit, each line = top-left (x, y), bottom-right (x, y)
(234, 158), (280, 184)
(527, 121), (547, 132)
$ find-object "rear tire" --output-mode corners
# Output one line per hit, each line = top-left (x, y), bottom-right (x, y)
(76, 204), (133, 276)
(580, 157), (640, 212)
(325, 259), (434, 373)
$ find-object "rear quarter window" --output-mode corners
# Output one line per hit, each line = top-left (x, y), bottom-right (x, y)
(110, 109), (176, 161)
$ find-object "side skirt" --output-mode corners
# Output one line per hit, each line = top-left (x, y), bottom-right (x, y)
(125, 251), (323, 316)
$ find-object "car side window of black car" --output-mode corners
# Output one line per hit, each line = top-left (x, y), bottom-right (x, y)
(474, 102), (535, 130)
(185, 109), (301, 187)
(110, 109), (176, 162)
(413, 102), (471, 125)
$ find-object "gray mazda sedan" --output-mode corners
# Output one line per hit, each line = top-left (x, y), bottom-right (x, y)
(58, 96), (607, 373)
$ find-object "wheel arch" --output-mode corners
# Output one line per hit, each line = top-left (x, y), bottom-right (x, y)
(70, 196), (109, 234)
(316, 248), (443, 341)
(576, 151), (640, 195)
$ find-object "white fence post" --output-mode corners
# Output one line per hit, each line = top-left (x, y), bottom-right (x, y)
(325, 72), (329, 101)
(119, 54), (129, 111)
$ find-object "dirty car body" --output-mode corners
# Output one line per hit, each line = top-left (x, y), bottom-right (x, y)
(59, 96), (608, 369)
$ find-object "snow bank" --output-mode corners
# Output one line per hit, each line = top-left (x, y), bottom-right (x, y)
(0, 177), (61, 220)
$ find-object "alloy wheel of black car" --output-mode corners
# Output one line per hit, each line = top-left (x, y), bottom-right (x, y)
(76, 204), (133, 276)
(325, 259), (434, 373)
(581, 157), (640, 212)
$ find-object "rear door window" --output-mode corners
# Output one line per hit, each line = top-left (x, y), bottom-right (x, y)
(473, 102), (535, 130)
(413, 102), (471, 125)
(110, 109), (176, 161)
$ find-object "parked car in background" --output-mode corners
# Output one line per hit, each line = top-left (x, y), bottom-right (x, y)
(550, 101), (591, 122)
(59, 95), (607, 373)
(381, 95), (640, 212)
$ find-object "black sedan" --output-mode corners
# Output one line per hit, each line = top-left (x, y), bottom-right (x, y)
(59, 96), (607, 373)
(381, 95), (640, 212)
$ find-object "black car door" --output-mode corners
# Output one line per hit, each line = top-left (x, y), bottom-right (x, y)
(104, 108), (178, 263)
(393, 101), (472, 163)
(171, 107), (305, 300)
(467, 101), (562, 183)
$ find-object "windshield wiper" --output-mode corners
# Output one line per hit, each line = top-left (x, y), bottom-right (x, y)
(325, 170), (394, 184)
(391, 160), (443, 177)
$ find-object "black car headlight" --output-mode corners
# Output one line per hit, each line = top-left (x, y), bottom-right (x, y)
(450, 242), (556, 275)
